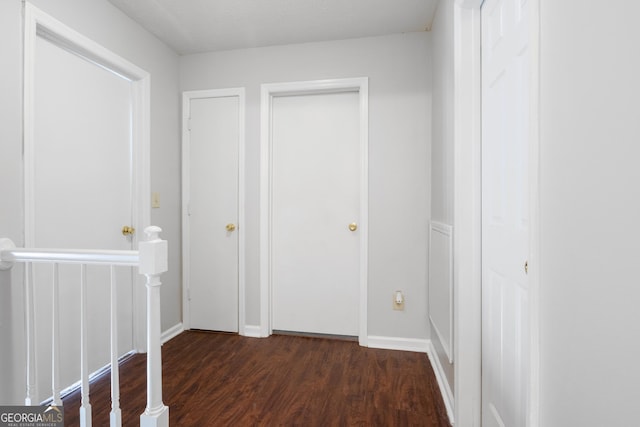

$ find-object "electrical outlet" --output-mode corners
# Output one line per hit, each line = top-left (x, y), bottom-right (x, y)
(393, 290), (405, 311)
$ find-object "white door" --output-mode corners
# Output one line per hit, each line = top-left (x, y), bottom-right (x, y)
(32, 35), (135, 399)
(481, 0), (530, 426)
(185, 95), (240, 332)
(271, 91), (360, 336)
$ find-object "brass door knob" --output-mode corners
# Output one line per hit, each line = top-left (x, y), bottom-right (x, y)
(122, 226), (135, 236)
(348, 223), (358, 232)
(226, 223), (236, 232)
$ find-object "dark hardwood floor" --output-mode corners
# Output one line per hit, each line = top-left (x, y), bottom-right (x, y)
(62, 331), (451, 426)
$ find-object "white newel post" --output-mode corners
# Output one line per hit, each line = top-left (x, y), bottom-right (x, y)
(138, 226), (169, 427)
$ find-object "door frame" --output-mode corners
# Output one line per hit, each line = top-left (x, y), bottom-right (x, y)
(259, 78), (369, 345)
(453, 0), (540, 425)
(23, 3), (151, 352)
(181, 88), (246, 333)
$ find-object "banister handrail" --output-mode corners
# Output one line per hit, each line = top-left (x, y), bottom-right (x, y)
(0, 248), (139, 266)
(0, 226), (169, 427)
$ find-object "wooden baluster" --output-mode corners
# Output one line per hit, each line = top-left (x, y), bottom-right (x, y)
(24, 262), (37, 405)
(51, 263), (62, 406)
(139, 226), (169, 427)
(110, 265), (122, 427)
(80, 264), (92, 427)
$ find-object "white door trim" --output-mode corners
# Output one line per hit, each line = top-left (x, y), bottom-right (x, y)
(453, 0), (540, 425)
(260, 78), (369, 345)
(23, 2), (151, 352)
(181, 88), (246, 334)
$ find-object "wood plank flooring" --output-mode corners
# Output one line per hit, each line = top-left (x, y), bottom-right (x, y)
(62, 331), (450, 426)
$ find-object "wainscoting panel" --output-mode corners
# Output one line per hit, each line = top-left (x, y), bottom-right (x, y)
(429, 221), (453, 363)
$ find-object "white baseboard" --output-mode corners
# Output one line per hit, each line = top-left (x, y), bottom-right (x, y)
(367, 335), (429, 353)
(42, 351), (136, 405)
(241, 324), (263, 338)
(161, 322), (184, 344)
(426, 340), (455, 425)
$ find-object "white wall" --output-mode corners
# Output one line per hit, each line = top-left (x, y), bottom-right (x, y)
(539, 1), (640, 425)
(0, 0), (180, 404)
(431, 0), (455, 226)
(0, 0), (24, 406)
(180, 33), (432, 339)
(430, 0), (455, 397)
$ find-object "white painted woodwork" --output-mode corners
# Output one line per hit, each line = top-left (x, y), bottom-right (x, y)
(0, 226), (169, 427)
(25, 264), (37, 405)
(481, 0), (530, 426)
(139, 227), (169, 427)
(270, 90), (360, 336)
(428, 221), (453, 363)
(451, 2), (489, 425)
(2, 1), (176, 404)
(110, 266), (122, 427)
(23, 4), (151, 375)
(430, 3), (456, 416)
(426, 340), (455, 423)
(260, 78), (369, 343)
(31, 40), (133, 241)
(51, 264), (62, 406)
(80, 265), (92, 427)
(184, 92), (242, 333)
(4, 249), (139, 265)
(32, 32), (135, 405)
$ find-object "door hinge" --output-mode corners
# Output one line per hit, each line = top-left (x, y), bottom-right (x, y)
(187, 118), (192, 131)
(187, 288), (191, 301)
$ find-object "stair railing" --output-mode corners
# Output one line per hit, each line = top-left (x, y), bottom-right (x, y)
(0, 226), (169, 427)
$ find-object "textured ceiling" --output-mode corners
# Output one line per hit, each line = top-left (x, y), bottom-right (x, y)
(108, 0), (439, 55)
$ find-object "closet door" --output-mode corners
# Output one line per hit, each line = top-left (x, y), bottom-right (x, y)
(185, 93), (241, 332)
(271, 91), (360, 336)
